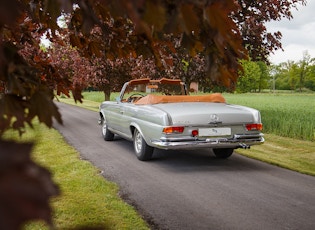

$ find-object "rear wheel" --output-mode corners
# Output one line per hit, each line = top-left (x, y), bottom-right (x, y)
(213, 148), (234, 159)
(101, 117), (114, 141)
(133, 129), (154, 161)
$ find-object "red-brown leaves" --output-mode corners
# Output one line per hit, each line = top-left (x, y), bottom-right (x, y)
(0, 91), (63, 136)
(0, 38), (65, 135)
(69, 34), (83, 49)
(233, 0), (306, 62)
(0, 95), (28, 136)
(55, 0), (251, 89)
(0, 0), (23, 28)
(0, 140), (60, 229)
(180, 4), (201, 36)
(199, 1), (246, 87)
(28, 90), (63, 127)
(142, 1), (166, 32)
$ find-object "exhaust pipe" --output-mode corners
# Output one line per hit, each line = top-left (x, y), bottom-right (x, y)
(239, 143), (250, 149)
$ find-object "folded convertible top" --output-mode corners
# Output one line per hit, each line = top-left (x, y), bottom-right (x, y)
(135, 93), (226, 105)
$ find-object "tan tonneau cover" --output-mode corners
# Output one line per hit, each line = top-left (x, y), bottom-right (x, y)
(135, 93), (226, 105)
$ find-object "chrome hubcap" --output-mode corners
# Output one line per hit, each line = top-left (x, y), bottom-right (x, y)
(135, 131), (142, 153)
(102, 120), (107, 135)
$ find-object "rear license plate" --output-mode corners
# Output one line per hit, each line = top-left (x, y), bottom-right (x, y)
(199, 127), (231, 137)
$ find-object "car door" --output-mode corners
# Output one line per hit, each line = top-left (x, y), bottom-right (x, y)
(116, 103), (138, 139)
(103, 102), (122, 132)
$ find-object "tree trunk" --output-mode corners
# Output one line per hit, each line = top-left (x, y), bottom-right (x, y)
(103, 87), (111, 101)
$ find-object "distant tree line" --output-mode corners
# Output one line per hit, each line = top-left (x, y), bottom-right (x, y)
(271, 51), (315, 92)
(236, 51), (315, 93)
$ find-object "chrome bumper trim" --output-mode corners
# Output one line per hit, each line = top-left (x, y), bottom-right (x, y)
(151, 134), (264, 150)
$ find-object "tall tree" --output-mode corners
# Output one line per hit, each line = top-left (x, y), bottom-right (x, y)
(304, 60), (315, 91)
(91, 56), (133, 100)
(237, 60), (261, 93)
(256, 61), (270, 92)
(297, 51), (312, 92)
(272, 62), (292, 90)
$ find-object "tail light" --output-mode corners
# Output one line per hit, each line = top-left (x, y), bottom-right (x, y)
(246, 123), (263, 131)
(191, 130), (198, 137)
(163, 126), (184, 134)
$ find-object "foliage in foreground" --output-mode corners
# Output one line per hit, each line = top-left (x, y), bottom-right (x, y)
(3, 123), (149, 230)
(0, 140), (59, 229)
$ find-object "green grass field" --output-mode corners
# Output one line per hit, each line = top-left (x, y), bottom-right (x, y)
(223, 93), (315, 141)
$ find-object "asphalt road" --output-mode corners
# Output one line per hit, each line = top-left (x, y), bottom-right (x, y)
(54, 102), (315, 230)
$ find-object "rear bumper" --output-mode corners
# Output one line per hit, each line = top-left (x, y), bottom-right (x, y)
(151, 133), (264, 150)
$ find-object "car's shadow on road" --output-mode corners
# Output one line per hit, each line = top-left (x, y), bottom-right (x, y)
(113, 136), (270, 174)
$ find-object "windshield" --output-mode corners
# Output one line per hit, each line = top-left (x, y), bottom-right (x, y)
(120, 78), (187, 103)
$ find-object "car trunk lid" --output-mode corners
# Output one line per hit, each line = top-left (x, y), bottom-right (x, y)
(152, 102), (258, 126)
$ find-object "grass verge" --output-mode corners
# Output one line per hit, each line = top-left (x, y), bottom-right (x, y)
(3, 123), (149, 229)
(236, 134), (315, 176)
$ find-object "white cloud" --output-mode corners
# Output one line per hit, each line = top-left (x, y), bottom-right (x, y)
(266, 0), (315, 64)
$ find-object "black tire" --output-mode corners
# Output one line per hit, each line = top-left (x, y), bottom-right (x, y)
(133, 128), (154, 161)
(101, 117), (114, 141)
(213, 148), (234, 159)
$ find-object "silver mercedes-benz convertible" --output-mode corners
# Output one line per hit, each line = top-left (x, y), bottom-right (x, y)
(99, 78), (264, 161)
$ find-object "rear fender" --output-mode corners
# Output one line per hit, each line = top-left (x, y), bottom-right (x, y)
(130, 122), (152, 146)
(130, 122), (141, 137)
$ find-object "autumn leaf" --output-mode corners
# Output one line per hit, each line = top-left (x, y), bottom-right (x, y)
(69, 34), (83, 49)
(180, 4), (201, 36)
(44, 0), (62, 26)
(142, 1), (166, 32)
(88, 41), (101, 57)
(0, 94), (29, 136)
(27, 90), (62, 128)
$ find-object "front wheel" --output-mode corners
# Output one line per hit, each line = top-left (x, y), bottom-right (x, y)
(133, 129), (154, 161)
(213, 148), (234, 159)
(101, 117), (114, 141)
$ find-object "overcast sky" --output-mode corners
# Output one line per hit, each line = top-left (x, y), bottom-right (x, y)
(266, 0), (315, 64)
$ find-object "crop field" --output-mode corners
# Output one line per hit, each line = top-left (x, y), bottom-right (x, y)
(224, 93), (315, 141)
(81, 91), (315, 141)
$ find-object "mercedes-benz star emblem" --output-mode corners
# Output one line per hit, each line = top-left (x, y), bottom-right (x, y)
(209, 114), (222, 125)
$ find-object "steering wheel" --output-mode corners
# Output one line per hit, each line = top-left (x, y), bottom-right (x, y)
(127, 93), (145, 103)
(162, 89), (171, 95)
